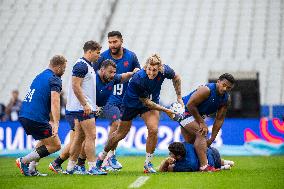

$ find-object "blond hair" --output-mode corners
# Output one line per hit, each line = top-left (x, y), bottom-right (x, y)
(143, 54), (164, 72)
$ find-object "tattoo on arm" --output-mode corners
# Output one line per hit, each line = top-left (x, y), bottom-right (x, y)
(172, 75), (181, 97)
(139, 98), (166, 111)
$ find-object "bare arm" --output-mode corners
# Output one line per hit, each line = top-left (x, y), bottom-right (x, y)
(172, 74), (183, 106)
(139, 97), (176, 119)
(187, 86), (210, 124)
(50, 91), (60, 136)
(72, 76), (87, 105)
(159, 157), (175, 172)
(159, 159), (171, 172)
(139, 97), (172, 113)
(72, 76), (92, 115)
(187, 86), (210, 136)
(208, 97), (230, 146)
(120, 72), (134, 83)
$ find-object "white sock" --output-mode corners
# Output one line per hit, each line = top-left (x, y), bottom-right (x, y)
(67, 160), (76, 171)
(221, 165), (231, 170)
(224, 160), (234, 167)
(22, 150), (41, 164)
(88, 161), (96, 171)
(29, 161), (39, 172)
(108, 150), (115, 157)
(99, 151), (108, 160)
(145, 153), (154, 164)
(199, 161), (209, 170)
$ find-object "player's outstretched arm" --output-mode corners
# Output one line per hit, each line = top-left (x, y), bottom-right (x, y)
(172, 74), (183, 106)
(207, 98), (230, 146)
(120, 68), (140, 83)
(50, 91), (60, 136)
(139, 97), (175, 118)
(120, 72), (134, 83)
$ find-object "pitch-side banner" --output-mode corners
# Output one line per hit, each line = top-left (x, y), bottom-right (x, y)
(0, 118), (283, 153)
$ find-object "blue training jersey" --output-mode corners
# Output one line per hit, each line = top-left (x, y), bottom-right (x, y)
(94, 48), (140, 106)
(182, 83), (229, 116)
(174, 142), (199, 172)
(96, 73), (122, 107)
(19, 69), (62, 124)
(123, 65), (175, 108)
(174, 142), (221, 172)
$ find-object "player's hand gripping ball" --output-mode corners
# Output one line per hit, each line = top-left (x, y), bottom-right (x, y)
(170, 102), (185, 114)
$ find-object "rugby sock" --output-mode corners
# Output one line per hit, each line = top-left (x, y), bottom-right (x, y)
(22, 149), (41, 164)
(221, 165), (231, 170)
(88, 161), (96, 171)
(99, 151), (108, 160)
(199, 161), (209, 171)
(77, 157), (86, 166)
(224, 160), (234, 167)
(145, 153), (154, 164)
(54, 156), (64, 166)
(199, 165), (208, 171)
(67, 160), (76, 171)
(29, 161), (39, 172)
(108, 150), (115, 157)
(36, 145), (50, 158)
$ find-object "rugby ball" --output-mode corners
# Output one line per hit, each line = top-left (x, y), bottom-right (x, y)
(170, 102), (185, 114)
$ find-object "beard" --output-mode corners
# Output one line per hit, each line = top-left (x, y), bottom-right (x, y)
(110, 47), (120, 55)
(103, 75), (112, 82)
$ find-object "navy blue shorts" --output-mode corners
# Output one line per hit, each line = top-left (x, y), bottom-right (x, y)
(19, 117), (52, 140)
(102, 103), (122, 122)
(66, 111), (95, 122)
(207, 147), (221, 168)
(121, 106), (150, 121)
(65, 114), (76, 131)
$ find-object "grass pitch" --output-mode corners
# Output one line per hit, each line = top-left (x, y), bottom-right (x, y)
(0, 156), (283, 189)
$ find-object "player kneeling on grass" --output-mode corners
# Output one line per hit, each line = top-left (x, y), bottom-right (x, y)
(159, 142), (234, 172)
(16, 55), (67, 176)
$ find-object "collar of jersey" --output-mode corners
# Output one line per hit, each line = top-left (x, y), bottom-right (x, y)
(81, 57), (93, 67)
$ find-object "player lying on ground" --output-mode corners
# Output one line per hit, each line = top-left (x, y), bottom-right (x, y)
(16, 55), (67, 176)
(159, 142), (234, 172)
(96, 54), (183, 173)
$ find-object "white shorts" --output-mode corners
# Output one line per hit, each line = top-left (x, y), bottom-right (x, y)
(179, 115), (195, 127)
(179, 115), (207, 127)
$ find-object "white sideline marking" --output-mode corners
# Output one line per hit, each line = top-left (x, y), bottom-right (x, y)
(128, 176), (150, 188)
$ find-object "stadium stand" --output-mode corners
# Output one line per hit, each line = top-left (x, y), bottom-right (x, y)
(0, 0), (283, 117)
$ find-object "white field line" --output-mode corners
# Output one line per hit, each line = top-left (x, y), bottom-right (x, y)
(128, 176), (150, 188)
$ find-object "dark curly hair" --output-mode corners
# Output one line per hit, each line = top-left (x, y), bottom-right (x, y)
(168, 142), (186, 158)
(219, 73), (235, 84)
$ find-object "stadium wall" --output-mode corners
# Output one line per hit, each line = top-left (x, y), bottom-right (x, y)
(0, 118), (283, 156)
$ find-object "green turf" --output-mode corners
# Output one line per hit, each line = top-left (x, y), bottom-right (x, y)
(0, 156), (283, 189)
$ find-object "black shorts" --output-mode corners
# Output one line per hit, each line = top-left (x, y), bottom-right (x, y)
(121, 106), (150, 121)
(19, 117), (52, 140)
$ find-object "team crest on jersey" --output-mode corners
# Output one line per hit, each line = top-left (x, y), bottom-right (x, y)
(108, 86), (112, 90)
(124, 61), (129, 67)
(157, 76), (161, 81)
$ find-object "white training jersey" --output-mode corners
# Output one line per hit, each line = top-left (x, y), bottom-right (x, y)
(66, 58), (96, 112)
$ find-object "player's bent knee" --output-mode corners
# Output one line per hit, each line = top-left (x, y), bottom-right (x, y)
(148, 128), (158, 136)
